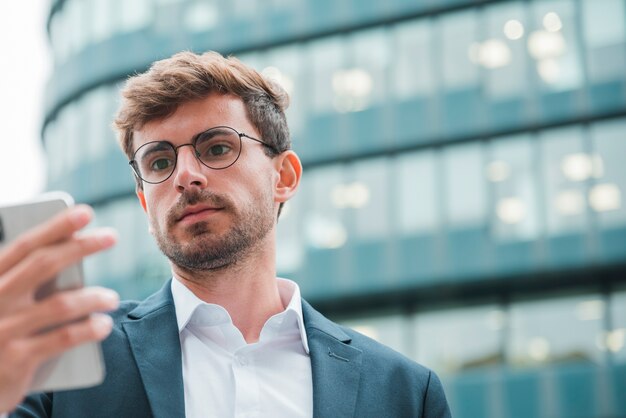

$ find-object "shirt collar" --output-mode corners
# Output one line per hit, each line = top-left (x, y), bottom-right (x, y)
(171, 277), (309, 354)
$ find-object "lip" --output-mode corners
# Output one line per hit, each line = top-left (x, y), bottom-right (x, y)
(177, 204), (223, 223)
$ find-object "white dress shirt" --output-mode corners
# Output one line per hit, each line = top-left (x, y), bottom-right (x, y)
(171, 277), (313, 418)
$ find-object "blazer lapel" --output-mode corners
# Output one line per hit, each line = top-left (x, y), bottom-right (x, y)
(302, 301), (362, 418)
(122, 280), (185, 418)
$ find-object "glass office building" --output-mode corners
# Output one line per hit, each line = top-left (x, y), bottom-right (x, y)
(44, 0), (626, 416)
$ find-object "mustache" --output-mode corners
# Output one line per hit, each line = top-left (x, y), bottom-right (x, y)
(166, 190), (233, 227)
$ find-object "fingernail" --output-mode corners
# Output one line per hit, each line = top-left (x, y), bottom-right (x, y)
(101, 289), (120, 308)
(94, 228), (118, 248)
(93, 315), (113, 337)
(69, 205), (93, 227)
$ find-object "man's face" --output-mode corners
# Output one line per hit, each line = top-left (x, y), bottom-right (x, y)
(133, 93), (278, 272)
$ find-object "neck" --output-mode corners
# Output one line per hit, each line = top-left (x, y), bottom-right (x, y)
(172, 235), (283, 343)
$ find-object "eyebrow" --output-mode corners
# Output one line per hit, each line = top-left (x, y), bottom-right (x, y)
(141, 141), (174, 155)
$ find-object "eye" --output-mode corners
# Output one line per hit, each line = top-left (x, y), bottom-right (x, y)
(207, 143), (232, 157)
(150, 158), (174, 171)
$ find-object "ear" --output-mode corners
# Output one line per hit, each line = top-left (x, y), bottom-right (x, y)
(136, 188), (147, 212)
(273, 151), (302, 204)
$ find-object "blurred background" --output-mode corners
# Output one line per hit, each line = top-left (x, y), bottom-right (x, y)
(9, 0), (626, 417)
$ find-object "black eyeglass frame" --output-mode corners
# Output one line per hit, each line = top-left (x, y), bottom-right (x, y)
(129, 125), (280, 184)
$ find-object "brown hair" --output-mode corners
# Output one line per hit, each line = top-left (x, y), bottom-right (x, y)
(114, 50), (291, 164)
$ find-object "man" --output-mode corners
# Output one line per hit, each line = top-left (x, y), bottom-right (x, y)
(13, 51), (450, 417)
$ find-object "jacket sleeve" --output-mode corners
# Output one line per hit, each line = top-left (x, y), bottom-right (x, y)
(422, 371), (452, 418)
(8, 393), (52, 418)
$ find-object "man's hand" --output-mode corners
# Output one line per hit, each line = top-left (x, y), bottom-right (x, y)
(0, 205), (119, 413)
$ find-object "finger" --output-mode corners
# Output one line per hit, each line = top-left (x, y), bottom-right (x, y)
(25, 314), (113, 364)
(0, 287), (119, 341)
(0, 205), (94, 276)
(0, 228), (117, 298)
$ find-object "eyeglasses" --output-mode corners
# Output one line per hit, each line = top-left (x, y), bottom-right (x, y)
(129, 125), (278, 184)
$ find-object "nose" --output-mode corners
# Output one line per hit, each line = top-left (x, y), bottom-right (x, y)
(173, 145), (208, 192)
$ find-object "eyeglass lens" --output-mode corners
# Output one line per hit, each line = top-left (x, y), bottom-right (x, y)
(133, 127), (242, 183)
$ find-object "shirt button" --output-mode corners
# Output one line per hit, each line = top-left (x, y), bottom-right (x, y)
(236, 355), (248, 366)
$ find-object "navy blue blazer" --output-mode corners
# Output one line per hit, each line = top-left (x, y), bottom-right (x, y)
(13, 281), (451, 418)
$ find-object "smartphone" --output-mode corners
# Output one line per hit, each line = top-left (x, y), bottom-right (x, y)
(0, 191), (106, 392)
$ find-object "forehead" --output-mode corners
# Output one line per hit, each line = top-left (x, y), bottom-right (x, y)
(133, 93), (255, 151)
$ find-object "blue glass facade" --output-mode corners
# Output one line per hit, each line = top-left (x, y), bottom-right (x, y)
(44, 0), (626, 416)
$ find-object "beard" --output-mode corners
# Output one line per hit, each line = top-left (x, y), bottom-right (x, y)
(151, 188), (275, 272)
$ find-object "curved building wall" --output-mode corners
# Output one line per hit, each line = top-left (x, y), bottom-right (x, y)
(43, 1), (626, 417)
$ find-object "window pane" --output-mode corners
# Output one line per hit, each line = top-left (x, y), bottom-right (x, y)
(348, 28), (390, 109)
(590, 119), (626, 227)
(308, 36), (347, 114)
(262, 46), (305, 140)
(540, 126), (590, 235)
(443, 143), (487, 228)
(482, 2), (529, 100)
(414, 305), (504, 375)
(440, 10), (480, 90)
(303, 166), (347, 249)
(392, 19), (436, 99)
(508, 294), (606, 367)
(530, 0), (584, 91)
(276, 195), (304, 274)
(395, 150), (439, 234)
(351, 158), (389, 241)
(582, 0), (626, 83)
(488, 135), (540, 241)
(610, 290), (626, 363)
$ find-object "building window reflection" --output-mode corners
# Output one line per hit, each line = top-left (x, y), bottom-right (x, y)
(303, 166), (348, 250)
(582, 0), (626, 86)
(488, 134), (540, 242)
(440, 10), (480, 91)
(482, 2), (529, 101)
(394, 150), (439, 235)
(392, 19), (436, 100)
(530, 0), (584, 91)
(414, 304), (504, 375)
(308, 36), (347, 114)
(350, 158), (389, 241)
(609, 290), (626, 363)
(590, 119), (626, 227)
(508, 294), (606, 367)
(540, 126), (591, 235)
(443, 143), (487, 229)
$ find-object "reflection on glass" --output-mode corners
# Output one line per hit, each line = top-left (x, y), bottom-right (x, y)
(347, 28), (389, 110)
(590, 119), (626, 227)
(530, 1), (583, 91)
(309, 36), (346, 114)
(303, 167), (347, 249)
(395, 151), (439, 235)
(541, 126), (588, 234)
(582, 0), (626, 84)
(351, 158), (389, 241)
(184, 1), (219, 32)
(488, 135), (539, 241)
(441, 10), (480, 90)
(276, 197), (304, 274)
(92, 0), (113, 43)
(444, 143), (487, 228)
(504, 19), (524, 40)
(263, 45), (305, 138)
(508, 295), (605, 367)
(392, 20), (435, 99)
(414, 305), (504, 375)
(120, 0), (153, 33)
(602, 290), (625, 357)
